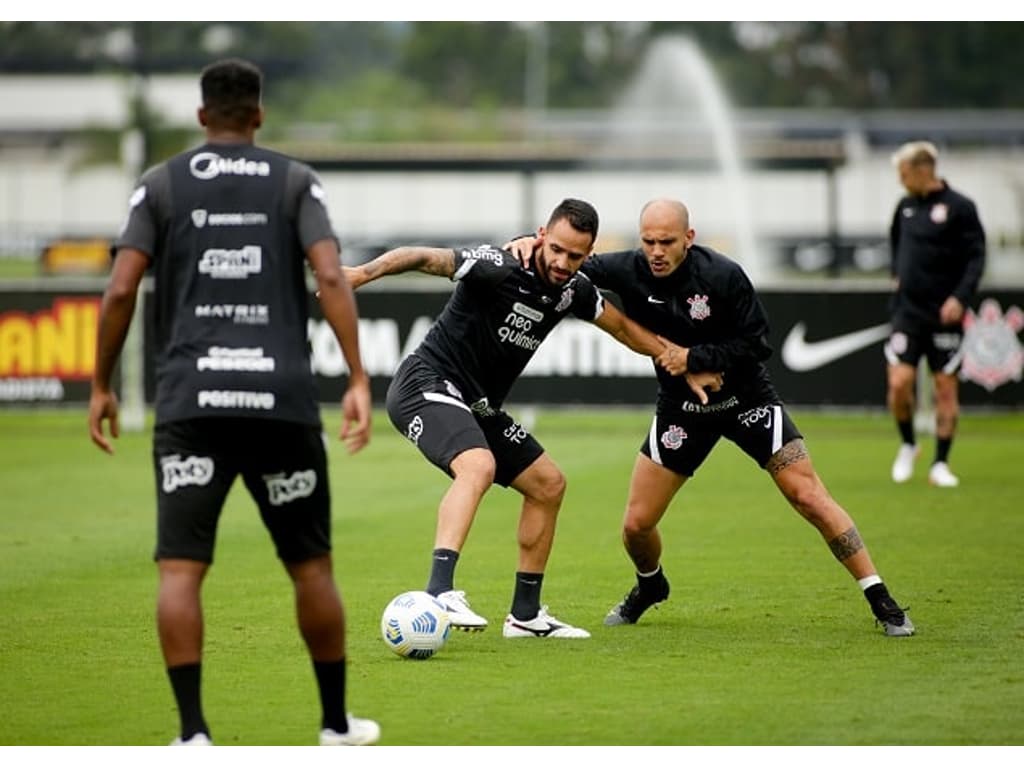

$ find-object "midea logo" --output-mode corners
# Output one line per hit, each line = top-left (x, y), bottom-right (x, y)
(189, 152), (271, 180)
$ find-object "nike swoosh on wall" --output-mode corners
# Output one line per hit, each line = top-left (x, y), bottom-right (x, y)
(781, 321), (892, 372)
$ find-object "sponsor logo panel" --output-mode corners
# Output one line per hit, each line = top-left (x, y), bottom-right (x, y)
(0, 298), (99, 400)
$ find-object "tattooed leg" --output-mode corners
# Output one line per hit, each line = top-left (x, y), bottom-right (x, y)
(829, 526), (865, 562)
(765, 438), (807, 476)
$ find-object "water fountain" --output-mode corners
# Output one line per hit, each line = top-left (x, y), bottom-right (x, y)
(598, 34), (766, 284)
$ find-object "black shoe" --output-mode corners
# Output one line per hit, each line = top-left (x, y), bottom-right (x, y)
(871, 594), (915, 637)
(604, 578), (670, 626)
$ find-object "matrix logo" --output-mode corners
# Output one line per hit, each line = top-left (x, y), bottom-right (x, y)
(195, 304), (269, 325)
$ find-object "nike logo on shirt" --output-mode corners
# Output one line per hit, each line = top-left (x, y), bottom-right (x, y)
(647, 296), (666, 304)
(781, 321), (892, 371)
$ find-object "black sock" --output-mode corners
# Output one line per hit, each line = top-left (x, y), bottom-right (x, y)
(935, 437), (953, 464)
(897, 419), (915, 446)
(313, 659), (348, 733)
(426, 548), (459, 595)
(167, 663), (209, 740)
(638, 565), (668, 592)
(863, 582), (893, 613)
(511, 571), (544, 620)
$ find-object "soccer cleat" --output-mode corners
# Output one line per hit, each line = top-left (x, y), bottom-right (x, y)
(604, 578), (671, 626)
(871, 595), (916, 637)
(319, 715), (381, 746)
(435, 589), (488, 631)
(502, 606), (591, 638)
(928, 461), (960, 488)
(890, 443), (919, 483)
(169, 733), (212, 746)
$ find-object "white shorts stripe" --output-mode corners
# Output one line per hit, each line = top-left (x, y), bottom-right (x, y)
(423, 392), (472, 413)
(772, 405), (784, 454)
(646, 413), (663, 465)
(943, 345), (964, 375)
(883, 341), (900, 366)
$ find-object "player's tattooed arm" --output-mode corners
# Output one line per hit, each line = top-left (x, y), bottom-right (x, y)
(343, 247), (455, 288)
(828, 527), (865, 562)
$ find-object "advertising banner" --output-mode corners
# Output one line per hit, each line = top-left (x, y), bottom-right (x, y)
(4, 283), (1021, 409)
(0, 288), (101, 404)
(298, 285), (1024, 409)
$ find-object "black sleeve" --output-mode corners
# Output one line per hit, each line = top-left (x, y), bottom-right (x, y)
(580, 253), (612, 285)
(952, 198), (986, 305)
(112, 164), (169, 260)
(889, 203), (902, 279)
(569, 272), (605, 322)
(452, 245), (513, 287)
(288, 162), (338, 252)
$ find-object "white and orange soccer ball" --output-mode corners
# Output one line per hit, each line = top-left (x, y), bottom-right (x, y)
(380, 591), (451, 659)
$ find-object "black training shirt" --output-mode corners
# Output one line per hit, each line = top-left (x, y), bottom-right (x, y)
(114, 143), (336, 426)
(413, 245), (604, 409)
(581, 244), (778, 406)
(889, 180), (986, 333)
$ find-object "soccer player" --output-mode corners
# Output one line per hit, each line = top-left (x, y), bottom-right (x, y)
(343, 198), (721, 638)
(506, 198), (915, 636)
(886, 141), (986, 488)
(88, 58), (380, 745)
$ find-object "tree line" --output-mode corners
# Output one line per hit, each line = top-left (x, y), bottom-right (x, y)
(2, 21), (1020, 138)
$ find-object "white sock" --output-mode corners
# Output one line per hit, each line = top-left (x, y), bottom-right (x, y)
(858, 574), (882, 591)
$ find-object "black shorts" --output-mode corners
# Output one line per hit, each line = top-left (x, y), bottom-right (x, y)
(641, 398), (803, 477)
(386, 355), (544, 487)
(884, 328), (964, 375)
(152, 418), (331, 564)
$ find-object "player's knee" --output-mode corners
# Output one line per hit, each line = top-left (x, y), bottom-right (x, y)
(533, 468), (566, 507)
(888, 366), (915, 395)
(786, 482), (831, 522)
(622, 511), (656, 540)
(452, 449), (497, 488)
(933, 377), (959, 405)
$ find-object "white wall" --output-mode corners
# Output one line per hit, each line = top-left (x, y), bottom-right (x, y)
(2, 140), (1022, 283)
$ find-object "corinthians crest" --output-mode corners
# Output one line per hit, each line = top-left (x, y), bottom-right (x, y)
(960, 298), (1024, 392)
(687, 294), (711, 320)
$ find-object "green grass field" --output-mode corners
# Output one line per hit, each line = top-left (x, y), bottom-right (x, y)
(1, 406), (1022, 746)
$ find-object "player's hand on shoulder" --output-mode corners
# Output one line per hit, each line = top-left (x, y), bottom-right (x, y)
(503, 235), (540, 268)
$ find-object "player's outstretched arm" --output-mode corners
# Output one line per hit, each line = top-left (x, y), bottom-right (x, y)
(593, 301), (689, 372)
(342, 246), (456, 289)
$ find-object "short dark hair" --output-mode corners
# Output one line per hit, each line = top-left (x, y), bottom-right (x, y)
(200, 58), (262, 126)
(547, 198), (599, 241)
